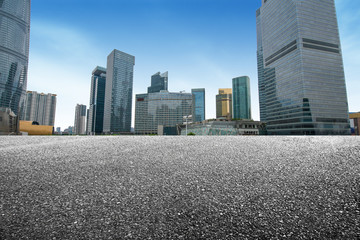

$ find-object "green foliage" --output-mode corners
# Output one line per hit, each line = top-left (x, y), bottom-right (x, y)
(187, 132), (196, 136)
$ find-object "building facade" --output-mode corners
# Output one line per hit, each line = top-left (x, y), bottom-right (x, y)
(22, 91), (57, 126)
(192, 88), (205, 122)
(232, 76), (251, 120)
(216, 88), (232, 119)
(257, 0), (350, 135)
(103, 50), (135, 134)
(349, 112), (360, 135)
(135, 91), (192, 135)
(87, 66), (106, 135)
(179, 119), (262, 136)
(256, 0), (350, 135)
(148, 72), (168, 93)
(0, 0), (31, 119)
(74, 104), (86, 135)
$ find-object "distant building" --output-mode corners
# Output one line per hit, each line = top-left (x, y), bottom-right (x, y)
(232, 76), (251, 120)
(103, 49), (135, 134)
(178, 119), (263, 136)
(87, 66), (106, 135)
(148, 72), (168, 93)
(257, 0), (350, 135)
(0, 107), (18, 135)
(216, 88), (232, 119)
(192, 88), (205, 122)
(74, 104), (86, 135)
(63, 126), (74, 135)
(349, 112), (360, 135)
(56, 127), (61, 133)
(135, 90), (192, 135)
(22, 91), (57, 126)
(0, 1), (31, 120)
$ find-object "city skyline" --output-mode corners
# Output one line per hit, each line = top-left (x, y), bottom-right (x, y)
(26, 0), (360, 130)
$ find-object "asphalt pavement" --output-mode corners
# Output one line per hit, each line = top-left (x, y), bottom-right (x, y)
(1, 136), (359, 239)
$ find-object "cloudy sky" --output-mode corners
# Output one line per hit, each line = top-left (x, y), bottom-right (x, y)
(27, 0), (360, 130)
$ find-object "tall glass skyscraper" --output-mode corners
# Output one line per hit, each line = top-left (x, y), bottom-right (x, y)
(257, 0), (350, 135)
(148, 72), (168, 93)
(103, 50), (135, 134)
(87, 66), (106, 135)
(191, 88), (205, 122)
(0, 0), (31, 117)
(232, 76), (251, 120)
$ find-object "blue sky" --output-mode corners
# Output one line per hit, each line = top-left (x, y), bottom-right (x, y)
(27, 0), (360, 130)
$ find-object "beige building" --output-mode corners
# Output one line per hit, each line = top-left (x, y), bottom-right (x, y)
(349, 112), (360, 135)
(216, 88), (232, 119)
(19, 121), (53, 135)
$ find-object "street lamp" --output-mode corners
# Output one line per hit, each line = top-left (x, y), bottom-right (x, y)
(183, 115), (192, 135)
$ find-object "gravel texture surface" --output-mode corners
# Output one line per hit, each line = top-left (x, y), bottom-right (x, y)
(0, 136), (360, 239)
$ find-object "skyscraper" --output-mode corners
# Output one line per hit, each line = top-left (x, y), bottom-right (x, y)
(257, 0), (350, 135)
(103, 50), (135, 134)
(87, 66), (106, 135)
(216, 89), (232, 119)
(148, 72), (168, 93)
(232, 76), (251, 120)
(0, 1), (31, 118)
(192, 88), (205, 122)
(22, 91), (57, 126)
(74, 104), (86, 135)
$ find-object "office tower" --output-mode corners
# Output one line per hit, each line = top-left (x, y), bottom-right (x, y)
(103, 50), (135, 134)
(74, 104), (86, 135)
(216, 89), (232, 119)
(0, 1), (31, 119)
(232, 76), (251, 120)
(22, 91), (57, 126)
(148, 72), (168, 93)
(256, 0), (350, 135)
(87, 66), (106, 135)
(135, 91), (192, 135)
(192, 88), (205, 122)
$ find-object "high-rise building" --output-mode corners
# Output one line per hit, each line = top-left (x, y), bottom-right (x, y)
(192, 88), (205, 122)
(148, 72), (168, 93)
(103, 50), (135, 134)
(0, 1), (31, 119)
(232, 76), (251, 120)
(135, 91), (192, 135)
(257, 0), (350, 135)
(87, 66), (106, 135)
(74, 104), (86, 135)
(22, 91), (57, 126)
(216, 89), (232, 119)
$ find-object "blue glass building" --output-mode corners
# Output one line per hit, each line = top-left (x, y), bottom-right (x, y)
(257, 0), (350, 135)
(0, 0), (31, 117)
(191, 88), (205, 122)
(148, 72), (168, 93)
(232, 76), (251, 120)
(103, 50), (135, 134)
(87, 66), (106, 134)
